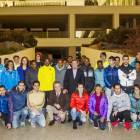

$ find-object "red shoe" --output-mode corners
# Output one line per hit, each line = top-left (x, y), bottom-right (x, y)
(125, 122), (130, 130)
(112, 119), (119, 126)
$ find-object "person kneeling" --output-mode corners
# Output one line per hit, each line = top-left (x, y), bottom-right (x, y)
(129, 84), (140, 130)
(0, 85), (13, 130)
(107, 83), (130, 131)
(88, 84), (108, 130)
(70, 83), (89, 129)
(10, 81), (29, 129)
(27, 80), (46, 127)
(47, 81), (70, 126)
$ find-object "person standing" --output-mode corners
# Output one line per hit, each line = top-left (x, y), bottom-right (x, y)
(63, 59), (85, 122)
(54, 59), (66, 88)
(48, 54), (56, 67)
(131, 51), (140, 67)
(38, 58), (55, 116)
(17, 57), (30, 82)
(0, 58), (5, 85)
(0, 85), (13, 130)
(115, 56), (120, 68)
(104, 56), (119, 100)
(35, 52), (44, 68)
(67, 56), (73, 69)
(134, 61), (140, 85)
(13, 55), (20, 70)
(80, 57), (95, 95)
(25, 60), (39, 91)
(118, 55), (136, 94)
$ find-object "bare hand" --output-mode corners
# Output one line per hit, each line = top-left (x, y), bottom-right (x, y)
(0, 112), (2, 117)
(80, 110), (87, 116)
(55, 104), (61, 109)
(131, 73), (134, 76)
(100, 117), (104, 123)
(58, 110), (63, 116)
(63, 89), (68, 94)
(112, 110), (118, 117)
(138, 114), (140, 117)
(111, 87), (114, 93)
(122, 74), (126, 78)
(94, 112), (98, 116)
(25, 107), (29, 109)
(7, 123), (11, 130)
(35, 110), (40, 116)
(7, 89), (10, 92)
(108, 122), (112, 131)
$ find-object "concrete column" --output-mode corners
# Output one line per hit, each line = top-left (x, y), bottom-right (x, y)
(69, 46), (76, 59)
(69, 14), (75, 39)
(126, 22), (129, 28)
(113, 13), (119, 29)
(133, 18), (137, 29)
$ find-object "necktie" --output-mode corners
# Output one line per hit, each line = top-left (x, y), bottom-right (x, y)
(56, 93), (59, 103)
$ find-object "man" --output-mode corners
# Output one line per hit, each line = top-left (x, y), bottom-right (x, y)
(131, 51), (140, 67)
(62, 58), (68, 68)
(80, 57), (95, 95)
(10, 81), (29, 129)
(134, 61), (140, 85)
(67, 56), (73, 69)
(104, 56), (119, 100)
(115, 56), (120, 68)
(38, 58), (55, 116)
(0, 85), (13, 130)
(0, 58), (5, 85)
(13, 55), (20, 70)
(107, 83), (130, 131)
(94, 60), (106, 90)
(27, 80), (46, 127)
(48, 53), (56, 67)
(63, 59), (85, 122)
(54, 59), (66, 88)
(47, 81), (70, 126)
(118, 55), (136, 94)
(94, 52), (109, 70)
(80, 55), (86, 67)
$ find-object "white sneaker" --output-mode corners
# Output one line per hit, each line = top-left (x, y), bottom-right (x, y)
(31, 122), (36, 127)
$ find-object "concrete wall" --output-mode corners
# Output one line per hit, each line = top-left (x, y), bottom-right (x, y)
(0, 47), (35, 65)
(81, 47), (135, 68)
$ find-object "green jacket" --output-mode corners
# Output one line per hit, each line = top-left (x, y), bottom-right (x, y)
(129, 91), (140, 114)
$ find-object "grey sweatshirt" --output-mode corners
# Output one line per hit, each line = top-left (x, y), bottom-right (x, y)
(134, 69), (140, 85)
(107, 91), (130, 121)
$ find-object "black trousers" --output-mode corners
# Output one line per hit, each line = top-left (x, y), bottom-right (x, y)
(1, 113), (9, 126)
(110, 110), (130, 123)
(122, 86), (133, 94)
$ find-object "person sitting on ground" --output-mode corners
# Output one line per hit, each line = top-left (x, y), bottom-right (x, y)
(70, 83), (89, 129)
(27, 80), (46, 128)
(0, 85), (13, 130)
(47, 81), (70, 126)
(88, 84), (108, 130)
(107, 83), (130, 131)
(134, 61), (140, 85)
(129, 84), (140, 130)
(10, 81), (29, 129)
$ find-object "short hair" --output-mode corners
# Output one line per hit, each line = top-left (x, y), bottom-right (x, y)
(13, 55), (19, 59)
(57, 59), (63, 63)
(45, 58), (50, 62)
(81, 55), (86, 59)
(31, 60), (37, 64)
(62, 58), (68, 62)
(113, 83), (122, 89)
(108, 56), (116, 61)
(97, 60), (103, 65)
(4, 58), (9, 63)
(134, 84), (140, 89)
(33, 80), (40, 86)
(48, 54), (53, 57)
(115, 56), (120, 61)
(0, 85), (5, 89)
(85, 57), (90, 62)
(72, 59), (78, 63)
(135, 61), (140, 65)
(18, 81), (25, 85)
(122, 54), (129, 59)
(68, 56), (73, 59)
(54, 81), (61, 86)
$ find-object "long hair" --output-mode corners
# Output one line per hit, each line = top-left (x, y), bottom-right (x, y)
(7, 60), (15, 70)
(20, 57), (30, 67)
(75, 83), (85, 96)
(91, 84), (107, 99)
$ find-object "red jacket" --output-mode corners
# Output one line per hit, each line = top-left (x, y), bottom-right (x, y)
(70, 92), (89, 113)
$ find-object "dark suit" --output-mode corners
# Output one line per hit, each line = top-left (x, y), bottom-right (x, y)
(63, 68), (85, 120)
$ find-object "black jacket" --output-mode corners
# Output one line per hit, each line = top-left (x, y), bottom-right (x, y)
(25, 67), (39, 91)
(80, 64), (95, 94)
(64, 68), (85, 97)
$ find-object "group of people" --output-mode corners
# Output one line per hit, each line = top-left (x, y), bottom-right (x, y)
(0, 51), (140, 131)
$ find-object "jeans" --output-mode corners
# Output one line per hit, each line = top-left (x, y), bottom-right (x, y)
(71, 108), (87, 123)
(12, 108), (29, 129)
(92, 114), (106, 130)
(29, 110), (46, 127)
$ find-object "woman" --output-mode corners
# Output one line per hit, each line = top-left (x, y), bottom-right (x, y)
(35, 52), (44, 68)
(1, 60), (20, 92)
(54, 59), (66, 88)
(88, 84), (108, 130)
(129, 84), (140, 130)
(70, 83), (89, 129)
(25, 60), (39, 91)
(17, 57), (29, 82)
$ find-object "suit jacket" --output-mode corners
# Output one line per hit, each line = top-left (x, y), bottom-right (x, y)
(48, 90), (70, 112)
(64, 68), (85, 97)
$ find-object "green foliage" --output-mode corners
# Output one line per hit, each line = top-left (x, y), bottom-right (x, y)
(0, 47), (18, 55)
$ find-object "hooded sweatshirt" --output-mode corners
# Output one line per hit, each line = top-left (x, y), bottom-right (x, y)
(107, 90), (130, 121)
(0, 64), (5, 85)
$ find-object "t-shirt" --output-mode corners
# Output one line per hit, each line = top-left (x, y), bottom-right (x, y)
(95, 93), (102, 114)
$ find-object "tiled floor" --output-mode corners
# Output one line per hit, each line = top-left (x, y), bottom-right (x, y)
(0, 117), (139, 140)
